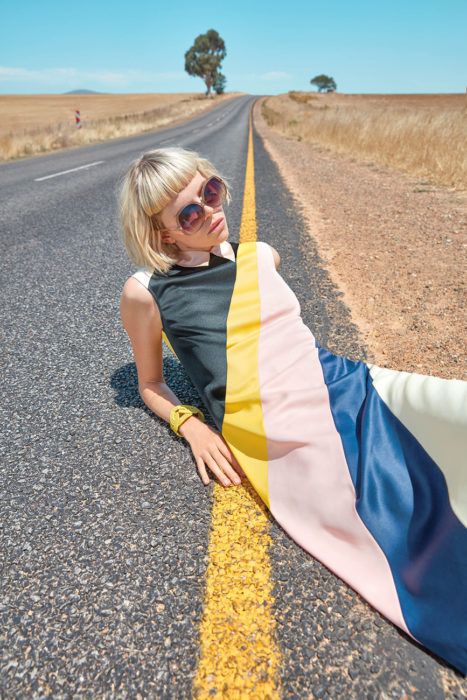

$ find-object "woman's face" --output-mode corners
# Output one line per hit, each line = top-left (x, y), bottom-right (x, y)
(157, 170), (229, 251)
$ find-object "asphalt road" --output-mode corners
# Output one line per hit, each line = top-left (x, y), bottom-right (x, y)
(1, 95), (464, 698)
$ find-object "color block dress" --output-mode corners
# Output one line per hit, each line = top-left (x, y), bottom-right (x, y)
(133, 240), (467, 673)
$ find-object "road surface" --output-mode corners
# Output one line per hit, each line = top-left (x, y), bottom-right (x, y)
(1, 95), (460, 697)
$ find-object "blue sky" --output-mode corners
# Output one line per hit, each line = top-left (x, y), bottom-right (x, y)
(1, 0), (466, 95)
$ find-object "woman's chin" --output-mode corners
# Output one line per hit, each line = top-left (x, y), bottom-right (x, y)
(216, 226), (229, 243)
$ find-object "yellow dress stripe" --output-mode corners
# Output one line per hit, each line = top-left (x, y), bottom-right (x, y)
(222, 242), (270, 507)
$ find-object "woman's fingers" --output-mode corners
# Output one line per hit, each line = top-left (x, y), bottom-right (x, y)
(214, 437), (247, 478)
(186, 421), (246, 487)
(206, 452), (239, 487)
(196, 456), (210, 486)
(195, 451), (231, 488)
(213, 447), (243, 485)
(203, 454), (229, 487)
(196, 447), (240, 487)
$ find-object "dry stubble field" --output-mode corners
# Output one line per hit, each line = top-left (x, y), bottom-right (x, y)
(0, 92), (242, 160)
(262, 91), (467, 190)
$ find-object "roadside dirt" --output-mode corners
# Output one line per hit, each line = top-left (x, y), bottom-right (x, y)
(254, 98), (467, 380)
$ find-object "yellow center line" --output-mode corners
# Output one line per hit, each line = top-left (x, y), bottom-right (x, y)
(193, 109), (282, 698)
(238, 111), (258, 242)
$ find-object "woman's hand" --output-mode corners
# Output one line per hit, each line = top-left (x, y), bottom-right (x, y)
(179, 417), (245, 487)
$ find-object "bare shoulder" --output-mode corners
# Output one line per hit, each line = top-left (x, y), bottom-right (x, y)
(121, 276), (153, 306)
(120, 277), (161, 328)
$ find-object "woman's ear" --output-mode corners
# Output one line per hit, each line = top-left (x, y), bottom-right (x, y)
(152, 216), (173, 244)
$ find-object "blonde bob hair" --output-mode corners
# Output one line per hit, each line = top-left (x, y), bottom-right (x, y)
(119, 147), (230, 274)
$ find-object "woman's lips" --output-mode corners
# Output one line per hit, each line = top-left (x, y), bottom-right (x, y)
(209, 217), (224, 233)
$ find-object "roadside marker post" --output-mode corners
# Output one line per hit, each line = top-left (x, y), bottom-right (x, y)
(75, 110), (81, 129)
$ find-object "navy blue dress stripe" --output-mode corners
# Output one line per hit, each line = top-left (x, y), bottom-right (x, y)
(318, 346), (467, 673)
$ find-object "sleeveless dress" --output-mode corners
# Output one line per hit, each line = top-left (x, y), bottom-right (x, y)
(132, 240), (467, 673)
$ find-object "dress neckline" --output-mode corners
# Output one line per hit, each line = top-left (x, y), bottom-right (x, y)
(172, 242), (238, 272)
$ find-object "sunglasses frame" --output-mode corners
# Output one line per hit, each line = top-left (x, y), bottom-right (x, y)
(156, 176), (227, 235)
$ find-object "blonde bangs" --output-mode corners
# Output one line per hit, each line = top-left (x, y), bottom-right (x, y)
(119, 147), (229, 274)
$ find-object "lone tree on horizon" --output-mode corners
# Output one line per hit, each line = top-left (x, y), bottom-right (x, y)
(185, 29), (226, 96)
(310, 74), (337, 92)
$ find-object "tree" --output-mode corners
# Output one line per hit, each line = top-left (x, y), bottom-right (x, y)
(310, 74), (337, 92)
(185, 29), (226, 96)
(213, 71), (226, 95)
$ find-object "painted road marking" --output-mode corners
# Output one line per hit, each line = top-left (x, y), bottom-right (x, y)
(193, 108), (282, 698)
(34, 161), (104, 182)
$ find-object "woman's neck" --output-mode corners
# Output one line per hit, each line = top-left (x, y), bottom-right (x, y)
(176, 240), (234, 267)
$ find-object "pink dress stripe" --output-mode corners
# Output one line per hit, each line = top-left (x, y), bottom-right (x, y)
(255, 242), (410, 634)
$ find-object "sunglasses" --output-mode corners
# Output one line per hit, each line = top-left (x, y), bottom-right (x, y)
(157, 176), (227, 235)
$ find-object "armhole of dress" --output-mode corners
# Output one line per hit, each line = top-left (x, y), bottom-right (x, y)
(132, 269), (152, 289)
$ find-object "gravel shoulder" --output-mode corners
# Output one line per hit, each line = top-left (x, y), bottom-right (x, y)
(254, 98), (466, 380)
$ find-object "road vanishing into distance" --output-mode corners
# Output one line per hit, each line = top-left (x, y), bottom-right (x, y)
(1, 95), (461, 698)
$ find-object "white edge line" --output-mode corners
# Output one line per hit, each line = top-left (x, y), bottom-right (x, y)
(35, 161), (104, 182)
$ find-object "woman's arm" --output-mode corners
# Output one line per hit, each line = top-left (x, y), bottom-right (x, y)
(120, 278), (243, 487)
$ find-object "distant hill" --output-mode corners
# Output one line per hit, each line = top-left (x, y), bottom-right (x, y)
(64, 89), (103, 95)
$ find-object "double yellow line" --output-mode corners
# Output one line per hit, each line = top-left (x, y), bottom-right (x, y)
(193, 110), (282, 698)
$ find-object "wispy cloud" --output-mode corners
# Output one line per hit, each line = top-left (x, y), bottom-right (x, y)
(0, 66), (186, 87)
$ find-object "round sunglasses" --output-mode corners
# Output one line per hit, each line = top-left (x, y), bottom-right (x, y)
(157, 176), (227, 235)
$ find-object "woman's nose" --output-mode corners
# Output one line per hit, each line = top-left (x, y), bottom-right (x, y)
(203, 202), (216, 215)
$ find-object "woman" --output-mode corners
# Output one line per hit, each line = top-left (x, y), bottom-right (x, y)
(119, 147), (466, 673)
(120, 148), (247, 488)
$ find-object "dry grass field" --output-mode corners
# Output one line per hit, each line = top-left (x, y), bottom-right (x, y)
(0, 92), (242, 161)
(262, 92), (467, 190)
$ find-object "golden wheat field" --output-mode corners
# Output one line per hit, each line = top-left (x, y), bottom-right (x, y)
(0, 92), (242, 161)
(262, 92), (467, 190)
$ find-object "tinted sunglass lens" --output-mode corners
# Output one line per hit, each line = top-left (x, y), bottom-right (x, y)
(178, 203), (204, 233)
(204, 177), (225, 207)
